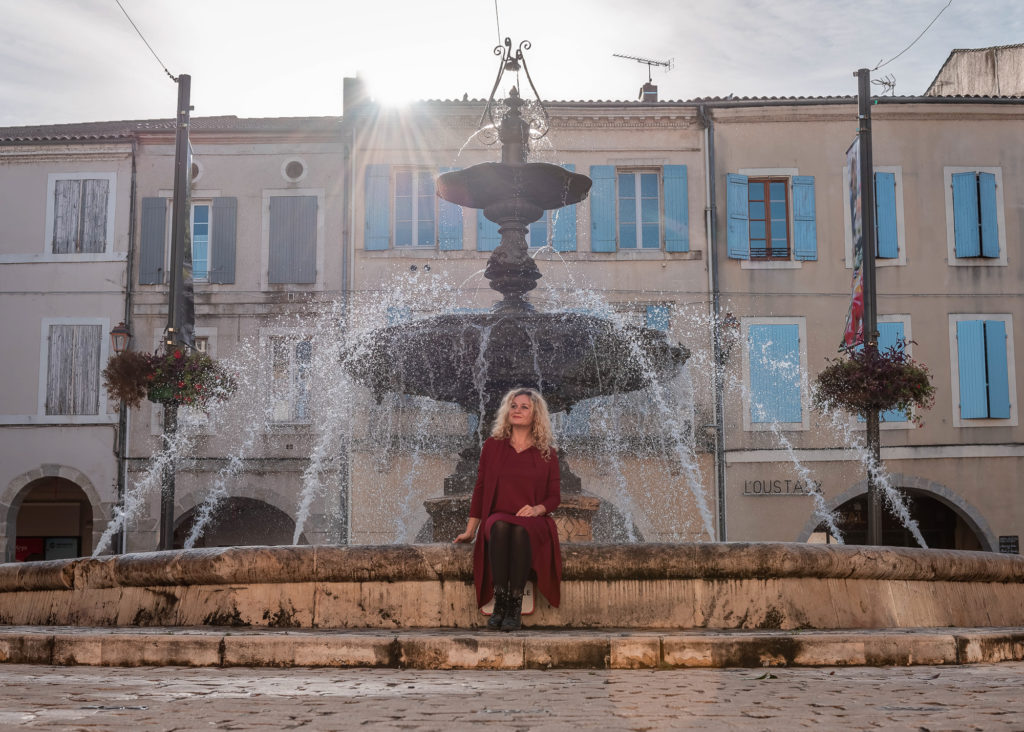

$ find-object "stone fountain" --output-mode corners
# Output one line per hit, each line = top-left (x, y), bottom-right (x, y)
(0, 41), (1022, 664)
(346, 81), (688, 542)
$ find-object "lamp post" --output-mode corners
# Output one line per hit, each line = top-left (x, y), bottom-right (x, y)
(110, 321), (131, 555)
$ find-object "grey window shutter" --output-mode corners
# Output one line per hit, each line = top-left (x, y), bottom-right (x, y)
(139, 197), (166, 284)
(269, 195), (317, 284)
(209, 197), (237, 284)
(45, 324), (100, 415)
(52, 179), (81, 254)
(81, 179), (109, 253)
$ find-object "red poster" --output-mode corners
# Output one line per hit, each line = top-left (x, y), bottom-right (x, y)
(15, 537), (44, 562)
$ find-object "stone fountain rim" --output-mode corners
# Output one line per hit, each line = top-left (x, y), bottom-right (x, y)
(2, 542), (1022, 593)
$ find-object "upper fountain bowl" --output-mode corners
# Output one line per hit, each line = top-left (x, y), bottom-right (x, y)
(437, 163), (592, 220)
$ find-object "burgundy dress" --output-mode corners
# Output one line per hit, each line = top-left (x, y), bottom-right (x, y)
(469, 437), (562, 608)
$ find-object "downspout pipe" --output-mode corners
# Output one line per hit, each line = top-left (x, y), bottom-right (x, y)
(115, 135), (139, 555)
(699, 104), (727, 542)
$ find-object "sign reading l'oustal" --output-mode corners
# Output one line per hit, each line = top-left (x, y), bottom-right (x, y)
(741, 478), (822, 496)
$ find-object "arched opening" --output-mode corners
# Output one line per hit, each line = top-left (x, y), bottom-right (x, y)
(811, 490), (983, 550)
(173, 497), (306, 549)
(13, 478), (94, 561)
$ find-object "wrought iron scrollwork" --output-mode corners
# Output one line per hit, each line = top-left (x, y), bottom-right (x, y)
(479, 38), (550, 142)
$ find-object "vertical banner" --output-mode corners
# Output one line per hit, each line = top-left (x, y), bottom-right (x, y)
(843, 137), (864, 348)
(178, 143), (195, 348)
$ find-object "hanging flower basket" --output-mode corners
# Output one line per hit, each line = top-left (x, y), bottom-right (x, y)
(812, 341), (935, 425)
(103, 349), (236, 408)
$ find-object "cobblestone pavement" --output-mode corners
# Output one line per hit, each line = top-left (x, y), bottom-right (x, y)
(0, 663), (1022, 730)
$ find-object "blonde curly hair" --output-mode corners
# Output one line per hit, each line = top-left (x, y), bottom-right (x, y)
(490, 387), (555, 460)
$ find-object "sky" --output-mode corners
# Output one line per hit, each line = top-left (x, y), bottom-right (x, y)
(0, 0), (1021, 128)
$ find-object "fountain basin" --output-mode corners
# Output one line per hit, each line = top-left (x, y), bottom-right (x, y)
(2, 543), (1023, 630)
(346, 311), (689, 416)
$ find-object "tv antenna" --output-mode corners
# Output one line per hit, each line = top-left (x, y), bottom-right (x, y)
(613, 53), (673, 83)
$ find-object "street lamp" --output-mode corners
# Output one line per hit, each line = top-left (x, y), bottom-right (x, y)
(109, 322), (132, 355)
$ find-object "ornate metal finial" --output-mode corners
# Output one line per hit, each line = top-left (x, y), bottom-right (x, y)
(479, 38), (550, 142)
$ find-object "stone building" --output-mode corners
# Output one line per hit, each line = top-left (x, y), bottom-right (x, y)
(926, 44), (1024, 97)
(0, 68), (1021, 558)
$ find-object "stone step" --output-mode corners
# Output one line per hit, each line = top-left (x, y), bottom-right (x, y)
(0, 626), (1022, 670)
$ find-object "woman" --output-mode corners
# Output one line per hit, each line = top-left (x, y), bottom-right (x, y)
(453, 388), (562, 631)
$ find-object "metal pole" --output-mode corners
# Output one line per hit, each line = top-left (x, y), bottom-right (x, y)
(159, 73), (192, 551)
(857, 68), (883, 546)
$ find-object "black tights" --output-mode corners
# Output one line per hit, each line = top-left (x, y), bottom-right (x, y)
(489, 521), (532, 593)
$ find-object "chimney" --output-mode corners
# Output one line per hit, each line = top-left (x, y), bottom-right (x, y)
(343, 76), (372, 117)
(639, 82), (658, 102)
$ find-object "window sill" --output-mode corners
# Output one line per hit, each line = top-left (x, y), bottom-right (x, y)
(0, 414), (118, 425)
(0, 252), (127, 264)
(740, 259), (802, 270)
(948, 258), (1007, 267)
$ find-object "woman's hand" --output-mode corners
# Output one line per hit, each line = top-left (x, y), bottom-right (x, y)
(453, 529), (475, 543)
(516, 504), (546, 518)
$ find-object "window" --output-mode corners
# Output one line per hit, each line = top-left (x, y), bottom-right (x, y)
(365, 165), (463, 251)
(268, 195), (317, 284)
(618, 171), (661, 249)
(139, 197), (236, 285)
(191, 203), (210, 281)
(45, 173), (115, 255)
(746, 179), (788, 259)
(727, 171), (816, 264)
(951, 316), (1015, 425)
(843, 168), (906, 267)
(270, 336), (312, 423)
(946, 168), (1005, 264)
(394, 169), (436, 247)
(44, 324), (102, 416)
(588, 165), (688, 253)
(743, 319), (807, 429)
(645, 305), (670, 332)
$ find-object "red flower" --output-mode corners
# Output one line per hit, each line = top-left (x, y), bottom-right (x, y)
(177, 381), (186, 388)
(174, 350), (182, 359)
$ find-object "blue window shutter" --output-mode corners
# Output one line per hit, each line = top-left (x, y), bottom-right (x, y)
(792, 176), (817, 261)
(957, 320), (988, 418)
(663, 164), (689, 252)
(208, 197), (237, 284)
(645, 305), (670, 332)
(476, 210), (501, 251)
(952, 172), (980, 258)
(726, 173), (749, 259)
(589, 165), (616, 252)
(748, 324), (801, 423)
(365, 164), (390, 250)
(139, 197), (166, 284)
(874, 172), (898, 259)
(984, 320), (1011, 419)
(878, 322), (907, 422)
(978, 172), (999, 258)
(269, 196), (317, 284)
(438, 167), (463, 251)
(552, 163), (577, 252)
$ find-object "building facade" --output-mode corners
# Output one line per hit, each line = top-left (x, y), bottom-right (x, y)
(0, 78), (1021, 558)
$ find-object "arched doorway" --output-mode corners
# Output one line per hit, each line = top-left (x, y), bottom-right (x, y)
(173, 497), (306, 548)
(12, 478), (94, 561)
(812, 490), (983, 549)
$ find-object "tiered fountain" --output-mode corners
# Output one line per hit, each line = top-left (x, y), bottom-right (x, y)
(346, 78), (687, 542)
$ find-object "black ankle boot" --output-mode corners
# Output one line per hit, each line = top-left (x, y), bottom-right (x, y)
(487, 587), (510, 631)
(500, 589), (524, 632)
